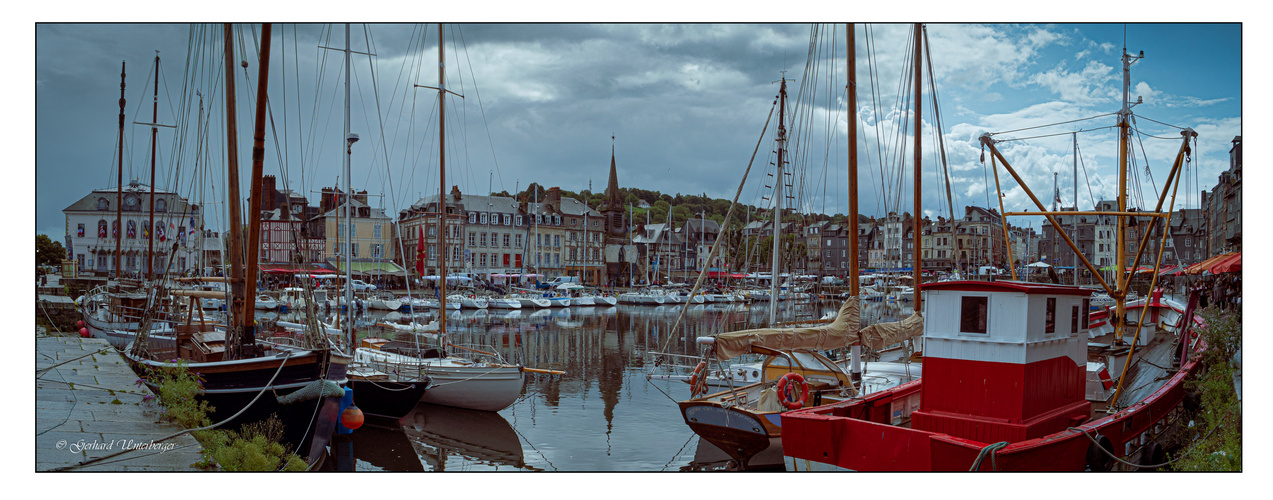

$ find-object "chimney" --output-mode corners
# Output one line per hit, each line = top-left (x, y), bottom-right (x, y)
(451, 185), (463, 202)
(356, 190), (368, 205)
(544, 186), (562, 212)
(262, 175), (277, 211)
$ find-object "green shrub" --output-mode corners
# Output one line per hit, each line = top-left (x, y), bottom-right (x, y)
(1172, 306), (1241, 471)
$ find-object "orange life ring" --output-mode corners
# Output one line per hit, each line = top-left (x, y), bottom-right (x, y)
(688, 361), (708, 397)
(776, 372), (808, 410)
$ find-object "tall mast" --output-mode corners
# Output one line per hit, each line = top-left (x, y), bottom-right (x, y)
(912, 23), (923, 312)
(437, 23), (448, 336)
(342, 23), (355, 349)
(221, 24), (247, 355)
(115, 61), (125, 280)
(847, 23), (863, 384)
(147, 52), (160, 281)
(241, 23), (273, 354)
(768, 76), (787, 325)
(847, 24), (859, 296)
(1115, 46), (1141, 343)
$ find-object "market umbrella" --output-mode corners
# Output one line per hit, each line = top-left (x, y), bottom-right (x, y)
(1026, 261), (1051, 268)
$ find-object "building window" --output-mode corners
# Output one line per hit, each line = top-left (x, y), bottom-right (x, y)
(480, 213), (488, 224)
(469, 233), (476, 246)
(469, 212), (477, 223)
(77, 223), (85, 237)
(1045, 297), (1057, 334)
(352, 243), (359, 257)
(504, 214), (511, 225)
(156, 199), (167, 212)
(503, 234), (511, 247)
(554, 235), (561, 247)
(515, 234), (522, 248)
(97, 198), (109, 211)
(480, 253), (487, 267)
(516, 215), (523, 226)
(960, 296), (988, 334)
(373, 224), (382, 238)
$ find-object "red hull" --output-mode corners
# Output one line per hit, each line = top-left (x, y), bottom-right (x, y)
(782, 299), (1206, 471)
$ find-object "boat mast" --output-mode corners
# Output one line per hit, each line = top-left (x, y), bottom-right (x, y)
(768, 76), (787, 325)
(242, 23), (273, 356)
(221, 24), (246, 355)
(147, 52), (159, 281)
(342, 23), (355, 349)
(437, 23), (449, 337)
(847, 23), (862, 383)
(116, 61), (125, 281)
(1115, 46), (1142, 344)
(847, 24), (859, 297)
(911, 23), (923, 312)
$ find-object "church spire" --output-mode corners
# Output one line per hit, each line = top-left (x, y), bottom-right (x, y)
(605, 134), (622, 212)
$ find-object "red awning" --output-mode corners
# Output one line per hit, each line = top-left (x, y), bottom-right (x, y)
(1185, 252), (1237, 275)
(1211, 252), (1242, 274)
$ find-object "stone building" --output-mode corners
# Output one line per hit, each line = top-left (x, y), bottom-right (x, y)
(62, 180), (205, 277)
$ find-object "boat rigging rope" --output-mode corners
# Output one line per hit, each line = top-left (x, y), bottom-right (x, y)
(969, 441), (1009, 471)
(52, 350), (294, 471)
(656, 98), (778, 357)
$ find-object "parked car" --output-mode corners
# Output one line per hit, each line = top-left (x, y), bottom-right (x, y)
(351, 279), (377, 292)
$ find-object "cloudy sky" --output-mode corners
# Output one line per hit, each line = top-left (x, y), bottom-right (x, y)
(33, 17), (1242, 242)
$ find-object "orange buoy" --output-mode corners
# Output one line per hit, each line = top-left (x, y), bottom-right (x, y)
(340, 405), (365, 430)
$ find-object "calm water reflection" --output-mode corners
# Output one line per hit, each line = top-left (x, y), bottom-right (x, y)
(260, 299), (907, 471)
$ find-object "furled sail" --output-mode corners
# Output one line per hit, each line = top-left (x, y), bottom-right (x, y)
(858, 312), (923, 351)
(713, 298), (861, 360)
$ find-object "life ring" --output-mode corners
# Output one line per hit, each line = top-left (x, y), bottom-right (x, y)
(1085, 433), (1115, 472)
(688, 361), (708, 397)
(776, 372), (808, 410)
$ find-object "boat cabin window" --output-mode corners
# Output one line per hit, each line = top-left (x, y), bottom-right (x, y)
(1081, 298), (1090, 329)
(1071, 305), (1080, 333)
(1045, 297), (1057, 334)
(959, 296), (988, 334)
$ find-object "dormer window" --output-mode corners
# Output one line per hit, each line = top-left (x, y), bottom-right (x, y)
(97, 198), (110, 211)
(503, 214), (511, 225)
(156, 199), (167, 212)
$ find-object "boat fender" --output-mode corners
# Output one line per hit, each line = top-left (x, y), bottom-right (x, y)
(277, 379), (344, 405)
(1138, 441), (1165, 471)
(688, 361), (708, 397)
(1085, 433), (1116, 472)
(776, 372), (808, 410)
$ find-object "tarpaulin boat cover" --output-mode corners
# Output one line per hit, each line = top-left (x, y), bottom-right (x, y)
(713, 298), (861, 361)
(858, 311), (924, 351)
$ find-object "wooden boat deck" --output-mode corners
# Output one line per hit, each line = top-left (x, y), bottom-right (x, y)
(1090, 322), (1181, 415)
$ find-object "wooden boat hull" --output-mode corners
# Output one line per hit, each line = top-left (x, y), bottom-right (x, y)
(125, 347), (351, 464)
(420, 364), (525, 412)
(350, 377), (430, 419)
(679, 400), (781, 469)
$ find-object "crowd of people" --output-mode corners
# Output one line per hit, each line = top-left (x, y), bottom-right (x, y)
(1187, 274), (1241, 311)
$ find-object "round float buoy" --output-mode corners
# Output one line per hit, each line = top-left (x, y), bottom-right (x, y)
(79, 327), (90, 338)
(76, 320), (85, 329)
(776, 372), (808, 410)
(688, 361), (709, 397)
(1085, 433), (1115, 471)
(340, 405), (365, 431)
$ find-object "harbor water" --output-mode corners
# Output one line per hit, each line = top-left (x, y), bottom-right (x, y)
(243, 298), (907, 471)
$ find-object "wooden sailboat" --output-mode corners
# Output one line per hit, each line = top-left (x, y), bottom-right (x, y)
(780, 28), (1208, 472)
(123, 24), (350, 465)
(351, 24), (525, 413)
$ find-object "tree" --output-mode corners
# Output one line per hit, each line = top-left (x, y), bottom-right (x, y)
(36, 234), (66, 268)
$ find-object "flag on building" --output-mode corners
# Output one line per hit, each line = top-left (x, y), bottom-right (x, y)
(415, 226), (426, 275)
